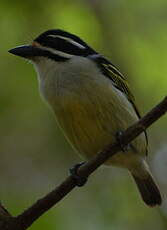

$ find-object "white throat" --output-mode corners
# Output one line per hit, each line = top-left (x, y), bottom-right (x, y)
(32, 56), (101, 106)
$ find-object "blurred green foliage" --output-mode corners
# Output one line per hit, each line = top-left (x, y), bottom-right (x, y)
(0, 0), (167, 229)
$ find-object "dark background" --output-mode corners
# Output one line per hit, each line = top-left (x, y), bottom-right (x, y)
(0, 0), (167, 229)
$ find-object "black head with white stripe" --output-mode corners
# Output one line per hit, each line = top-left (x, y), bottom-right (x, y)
(9, 29), (97, 62)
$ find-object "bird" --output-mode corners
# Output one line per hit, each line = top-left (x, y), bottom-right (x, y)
(9, 29), (162, 206)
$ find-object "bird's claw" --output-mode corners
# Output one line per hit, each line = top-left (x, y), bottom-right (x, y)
(116, 130), (131, 152)
(69, 162), (87, 187)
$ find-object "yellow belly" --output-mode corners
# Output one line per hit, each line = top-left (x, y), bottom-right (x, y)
(49, 79), (147, 170)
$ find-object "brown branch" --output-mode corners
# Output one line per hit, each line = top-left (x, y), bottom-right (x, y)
(1, 96), (167, 230)
(0, 202), (13, 230)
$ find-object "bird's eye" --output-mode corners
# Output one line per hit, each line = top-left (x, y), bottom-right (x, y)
(35, 35), (88, 56)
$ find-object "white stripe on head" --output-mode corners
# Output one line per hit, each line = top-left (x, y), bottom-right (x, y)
(41, 46), (74, 58)
(47, 35), (86, 49)
(88, 54), (101, 59)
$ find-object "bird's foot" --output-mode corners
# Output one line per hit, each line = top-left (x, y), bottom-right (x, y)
(116, 130), (131, 152)
(69, 162), (87, 187)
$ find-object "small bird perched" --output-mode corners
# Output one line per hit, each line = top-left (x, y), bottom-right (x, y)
(9, 29), (162, 206)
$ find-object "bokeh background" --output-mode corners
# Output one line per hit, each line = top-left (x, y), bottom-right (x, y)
(0, 0), (167, 229)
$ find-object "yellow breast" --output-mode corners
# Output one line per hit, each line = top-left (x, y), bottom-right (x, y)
(50, 78), (147, 169)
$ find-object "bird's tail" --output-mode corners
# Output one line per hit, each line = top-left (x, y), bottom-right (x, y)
(131, 170), (162, 207)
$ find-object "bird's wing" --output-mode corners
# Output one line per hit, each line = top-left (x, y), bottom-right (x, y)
(94, 56), (148, 154)
(94, 56), (134, 103)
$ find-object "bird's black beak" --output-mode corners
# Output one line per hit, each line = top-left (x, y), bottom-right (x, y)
(8, 45), (41, 59)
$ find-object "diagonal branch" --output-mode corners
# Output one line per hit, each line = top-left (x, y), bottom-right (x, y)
(1, 96), (167, 230)
(0, 202), (13, 230)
